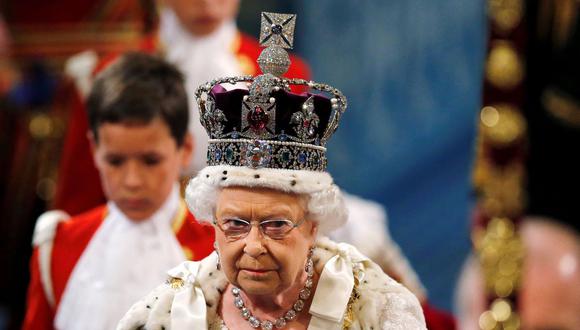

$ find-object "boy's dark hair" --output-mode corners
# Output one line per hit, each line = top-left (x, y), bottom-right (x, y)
(87, 52), (189, 146)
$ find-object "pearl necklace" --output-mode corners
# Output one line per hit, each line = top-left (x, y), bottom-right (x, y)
(231, 256), (314, 330)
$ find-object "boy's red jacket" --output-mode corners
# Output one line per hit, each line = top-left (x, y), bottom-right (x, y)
(22, 204), (215, 329)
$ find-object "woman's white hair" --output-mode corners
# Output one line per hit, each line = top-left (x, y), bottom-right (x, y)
(185, 165), (348, 235)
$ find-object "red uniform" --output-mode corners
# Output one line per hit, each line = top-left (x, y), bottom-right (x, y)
(22, 203), (215, 329)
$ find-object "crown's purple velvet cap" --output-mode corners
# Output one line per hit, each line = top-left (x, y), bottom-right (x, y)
(209, 85), (334, 141)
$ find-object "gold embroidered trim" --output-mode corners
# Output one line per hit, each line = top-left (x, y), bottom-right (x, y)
(171, 200), (188, 233)
(167, 277), (185, 290)
(342, 269), (362, 329)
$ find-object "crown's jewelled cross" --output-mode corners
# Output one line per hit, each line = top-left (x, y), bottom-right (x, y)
(259, 12), (296, 49)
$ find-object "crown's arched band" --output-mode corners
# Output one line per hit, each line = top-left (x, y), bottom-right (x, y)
(207, 139), (327, 171)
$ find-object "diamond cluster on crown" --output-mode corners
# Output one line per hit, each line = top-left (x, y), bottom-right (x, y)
(195, 12), (347, 171)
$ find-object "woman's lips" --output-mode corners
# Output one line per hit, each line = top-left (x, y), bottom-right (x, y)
(240, 268), (275, 276)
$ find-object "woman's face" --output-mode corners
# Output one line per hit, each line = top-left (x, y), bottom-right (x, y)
(215, 186), (317, 296)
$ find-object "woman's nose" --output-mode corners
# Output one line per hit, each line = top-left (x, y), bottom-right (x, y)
(243, 225), (267, 257)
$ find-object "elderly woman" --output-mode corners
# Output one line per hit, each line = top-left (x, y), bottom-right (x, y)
(117, 12), (426, 330)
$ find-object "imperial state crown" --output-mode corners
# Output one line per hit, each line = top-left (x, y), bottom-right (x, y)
(194, 12), (347, 172)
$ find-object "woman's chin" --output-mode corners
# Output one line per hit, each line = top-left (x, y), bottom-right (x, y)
(237, 273), (280, 296)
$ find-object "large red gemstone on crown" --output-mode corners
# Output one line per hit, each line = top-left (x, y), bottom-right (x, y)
(248, 106), (270, 131)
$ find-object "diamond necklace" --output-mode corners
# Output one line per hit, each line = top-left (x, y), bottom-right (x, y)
(231, 255), (314, 330)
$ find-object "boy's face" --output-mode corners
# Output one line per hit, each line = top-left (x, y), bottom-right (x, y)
(90, 118), (192, 221)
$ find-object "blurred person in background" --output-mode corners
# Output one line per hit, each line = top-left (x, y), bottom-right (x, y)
(516, 219), (579, 329)
(457, 218), (579, 330)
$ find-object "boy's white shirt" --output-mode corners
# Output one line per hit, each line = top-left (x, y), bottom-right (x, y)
(54, 185), (186, 330)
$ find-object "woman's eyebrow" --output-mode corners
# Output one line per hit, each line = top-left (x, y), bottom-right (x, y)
(216, 204), (250, 218)
(258, 207), (297, 219)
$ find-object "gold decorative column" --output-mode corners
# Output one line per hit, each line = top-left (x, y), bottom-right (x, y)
(472, 1), (527, 329)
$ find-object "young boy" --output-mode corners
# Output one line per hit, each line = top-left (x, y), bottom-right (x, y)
(22, 52), (215, 330)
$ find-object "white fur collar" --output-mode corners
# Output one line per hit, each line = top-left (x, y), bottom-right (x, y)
(117, 238), (426, 329)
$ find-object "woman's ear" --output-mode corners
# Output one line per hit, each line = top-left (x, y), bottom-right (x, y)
(309, 220), (318, 239)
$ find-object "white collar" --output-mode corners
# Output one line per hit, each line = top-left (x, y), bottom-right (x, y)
(159, 7), (238, 60)
(106, 183), (181, 229)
